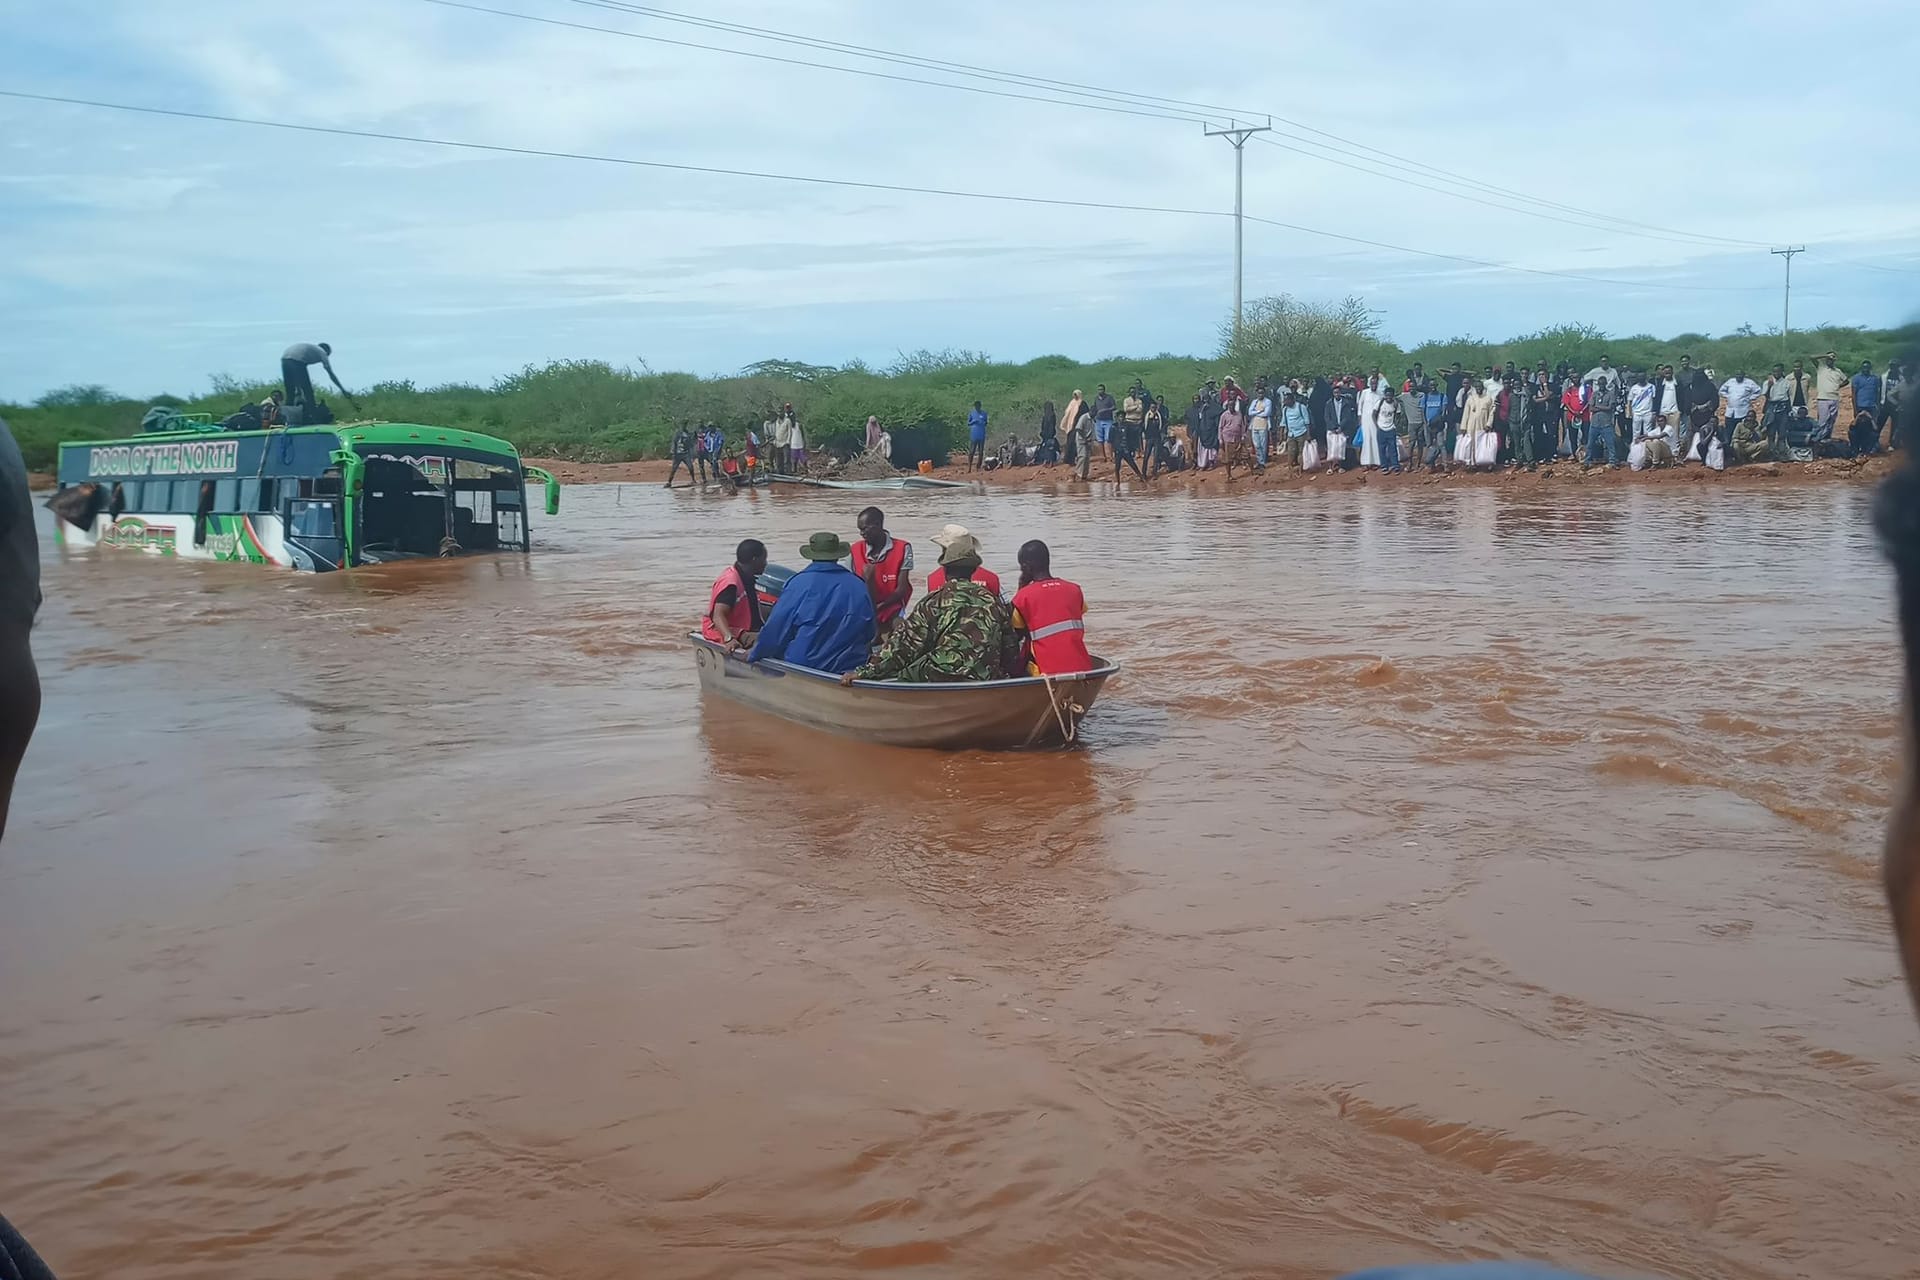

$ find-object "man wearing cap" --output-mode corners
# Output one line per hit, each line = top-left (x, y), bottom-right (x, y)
(746, 532), (876, 674)
(842, 534), (1018, 685)
(925, 525), (1003, 599)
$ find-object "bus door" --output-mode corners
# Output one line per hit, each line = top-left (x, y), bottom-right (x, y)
(284, 497), (346, 571)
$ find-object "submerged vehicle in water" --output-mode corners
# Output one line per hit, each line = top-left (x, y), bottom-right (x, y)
(50, 415), (560, 572)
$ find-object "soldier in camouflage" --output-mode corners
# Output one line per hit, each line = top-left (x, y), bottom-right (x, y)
(842, 534), (1020, 684)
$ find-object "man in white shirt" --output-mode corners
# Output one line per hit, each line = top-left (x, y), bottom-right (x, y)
(1654, 366), (1682, 438)
(1627, 373), (1655, 440)
(1583, 354), (1624, 397)
(767, 405), (791, 474)
(1718, 369), (1763, 446)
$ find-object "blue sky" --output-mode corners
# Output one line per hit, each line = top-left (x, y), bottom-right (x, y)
(3, 0), (1918, 402)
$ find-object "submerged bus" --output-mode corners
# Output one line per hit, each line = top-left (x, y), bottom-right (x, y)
(51, 417), (561, 572)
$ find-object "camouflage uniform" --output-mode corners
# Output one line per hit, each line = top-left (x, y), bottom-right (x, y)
(852, 580), (1020, 683)
(1731, 414), (1772, 464)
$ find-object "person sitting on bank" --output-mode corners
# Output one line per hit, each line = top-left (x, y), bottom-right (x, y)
(1010, 540), (1094, 675)
(840, 534), (1019, 685)
(702, 538), (767, 648)
(747, 533), (876, 673)
(850, 506), (913, 634)
(1730, 412), (1773, 465)
(925, 524), (1003, 599)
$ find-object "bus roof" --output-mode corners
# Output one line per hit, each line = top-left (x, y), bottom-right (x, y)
(57, 421), (522, 458)
(337, 422), (522, 458)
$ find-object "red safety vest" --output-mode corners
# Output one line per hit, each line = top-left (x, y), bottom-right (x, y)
(702, 564), (752, 643)
(850, 537), (912, 626)
(1011, 577), (1093, 675)
(926, 564), (1002, 598)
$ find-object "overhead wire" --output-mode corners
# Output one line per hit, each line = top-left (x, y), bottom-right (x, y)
(0, 87), (1781, 297)
(1241, 216), (1772, 294)
(418, 0), (1218, 131)
(559, 0), (1264, 122)
(546, 0), (1773, 251)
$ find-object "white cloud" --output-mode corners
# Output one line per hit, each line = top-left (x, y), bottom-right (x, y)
(1, 0), (1917, 399)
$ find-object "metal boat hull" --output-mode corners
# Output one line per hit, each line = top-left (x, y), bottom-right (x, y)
(690, 635), (1116, 749)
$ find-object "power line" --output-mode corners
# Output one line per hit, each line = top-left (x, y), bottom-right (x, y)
(419, 0), (1217, 131)
(0, 88), (1228, 217)
(0, 87), (1782, 297)
(1242, 215), (1772, 294)
(1247, 133), (1746, 250)
(561, 0), (1263, 123)
(549, 0), (1772, 251)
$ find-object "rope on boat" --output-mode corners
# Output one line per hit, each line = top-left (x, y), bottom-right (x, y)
(1041, 671), (1086, 746)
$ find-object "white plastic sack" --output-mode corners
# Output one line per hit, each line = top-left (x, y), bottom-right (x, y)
(1325, 431), (1348, 460)
(1628, 440), (1649, 471)
(1300, 439), (1322, 472)
(1474, 432), (1500, 468)
(1706, 439), (1726, 472)
(1685, 434), (1702, 463)
(1453, 433), (1474, 465)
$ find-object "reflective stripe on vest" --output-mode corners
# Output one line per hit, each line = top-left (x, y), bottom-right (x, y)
(1028, 619), (1085, 642)
(853, 538), (910, 620)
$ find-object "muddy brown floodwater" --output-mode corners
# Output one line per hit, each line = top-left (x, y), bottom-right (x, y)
(4, 480), (1917, 1280)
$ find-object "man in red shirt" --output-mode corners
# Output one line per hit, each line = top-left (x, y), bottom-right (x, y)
(1010, 540), (1093, 676)
(924, 524), (1003, 599)
(850, 506), (913, 635)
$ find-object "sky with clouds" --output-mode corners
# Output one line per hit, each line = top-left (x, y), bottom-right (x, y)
(3, 0), (1918, 401)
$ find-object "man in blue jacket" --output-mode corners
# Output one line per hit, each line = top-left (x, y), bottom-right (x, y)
(747, 532), (876, 673)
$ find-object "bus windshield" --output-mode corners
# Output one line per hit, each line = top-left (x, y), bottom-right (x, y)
(356, 446), (528, 556)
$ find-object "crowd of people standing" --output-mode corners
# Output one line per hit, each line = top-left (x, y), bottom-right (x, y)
(968, 354), (1906, 481)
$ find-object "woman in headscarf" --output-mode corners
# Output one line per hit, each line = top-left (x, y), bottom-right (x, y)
(865, 416), (882, 451)
(1197, 397), (1223, 470)
(1308, 377), (1333, 452)
(1060, 389), (1085, 467)
(1037, 399), (1059, 465)
(1217, 397), (1250, 476)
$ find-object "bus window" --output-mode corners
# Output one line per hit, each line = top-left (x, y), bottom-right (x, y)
(454, 490), (494, 523)
(258, 478), (277, 511)
(172, 480), (201, 513)
(214, 479), (239, 511)
(289, 501), (337, 539)
(239, 478), (260, 512)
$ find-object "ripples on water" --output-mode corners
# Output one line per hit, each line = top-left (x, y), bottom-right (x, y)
(3, 482), (1916, 1280)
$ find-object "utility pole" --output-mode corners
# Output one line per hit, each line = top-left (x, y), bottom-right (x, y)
(1205, 117), (1272, 341)
(1771, 246), (1804, 360)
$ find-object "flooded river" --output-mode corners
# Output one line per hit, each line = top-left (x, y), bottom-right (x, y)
(4, 480), (1917, 1280)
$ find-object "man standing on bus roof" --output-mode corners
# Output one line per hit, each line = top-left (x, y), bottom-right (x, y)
(280, 341), (349, 410)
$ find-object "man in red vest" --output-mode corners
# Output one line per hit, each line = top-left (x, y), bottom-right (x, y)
(701, 538), (768, 648)
(924, 524), (1003, 600)
(1010, 539), (1093, 675)
(850, 506), (913, 635)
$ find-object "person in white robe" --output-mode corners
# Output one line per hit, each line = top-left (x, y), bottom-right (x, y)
(1460, 378), (1497, 468)
(1357, 383), (1382, 468)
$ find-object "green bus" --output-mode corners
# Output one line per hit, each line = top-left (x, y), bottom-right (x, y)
(51, 418), (560, 572)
